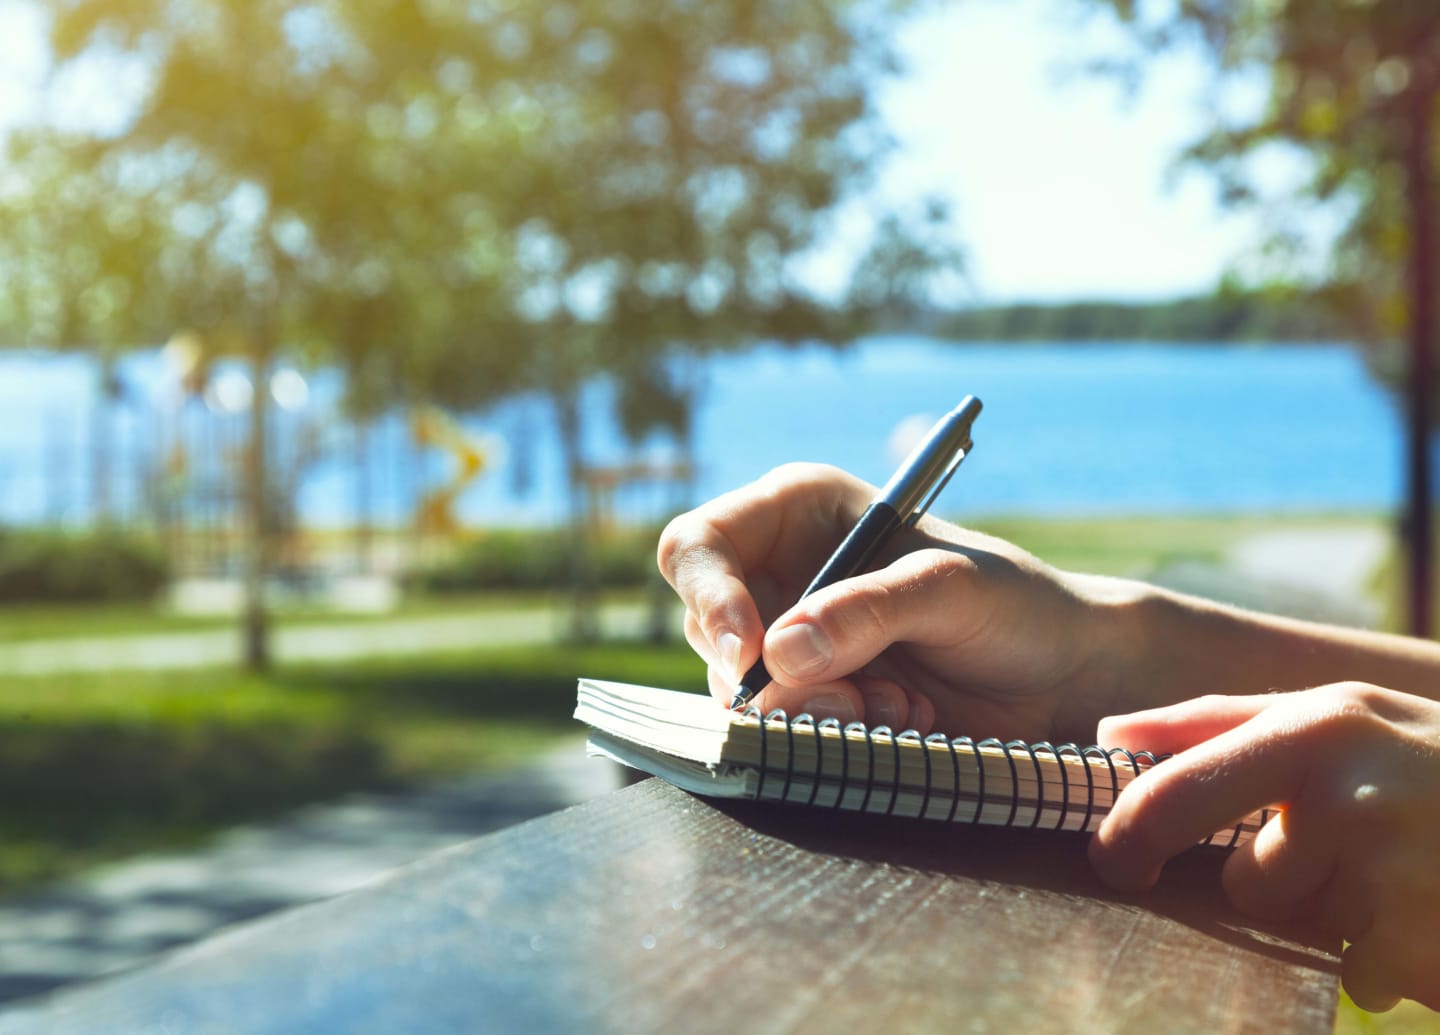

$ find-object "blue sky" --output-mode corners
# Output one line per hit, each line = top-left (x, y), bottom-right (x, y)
(876, 0), (1325, 303)
(0, 0), (1324, 305)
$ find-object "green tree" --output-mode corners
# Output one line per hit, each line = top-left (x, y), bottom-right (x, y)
(3, 0), (953, 659)
(1079, 0), (1440, 635)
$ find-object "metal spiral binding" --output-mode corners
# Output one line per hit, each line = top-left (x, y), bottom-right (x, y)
(819, 717), (847, 809)
(924, 733), (958, 823)
(976, 738), (1018, 826)
(850, 720), (877, 813)
(1075, 746), (1111, 832)
(898, 730), (930, 818)
(872, 727), (900, 816)
(1030, 742), (1066, 830)
(1008, 742), (1042, 829)
(745, 705), (770, 802)
(791, 712), (819, 805)
(738, 708), (1258, 843)
(1057, 744), (1089, 830)
(926, 734), (986, 824)
(1217, 816), (1243, 849)
(778, 709), (798, 801)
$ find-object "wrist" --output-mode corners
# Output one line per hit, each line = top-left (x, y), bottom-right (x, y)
(1054, 572), (1159, 739)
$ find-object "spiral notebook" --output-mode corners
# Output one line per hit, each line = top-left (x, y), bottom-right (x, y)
(575, 678), (1271, 846)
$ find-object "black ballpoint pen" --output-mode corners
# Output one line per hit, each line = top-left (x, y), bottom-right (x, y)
(728, 395), (984, 711)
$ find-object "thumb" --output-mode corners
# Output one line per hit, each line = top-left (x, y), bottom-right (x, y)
(761, 548), (975, 686)
(1097, 692), (1296, 755)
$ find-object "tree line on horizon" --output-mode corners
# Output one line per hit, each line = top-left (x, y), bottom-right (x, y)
(923, 285), (1348, 344)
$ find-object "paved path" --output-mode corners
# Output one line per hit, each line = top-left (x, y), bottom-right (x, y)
(0, 602), (651, 675)
(1226, 524), (1389, 603)
(1152, 522), (1389, 628)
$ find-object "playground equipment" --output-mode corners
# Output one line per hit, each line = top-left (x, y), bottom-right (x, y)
(577, 458), (694, 532)
(410, 407), (491, 536)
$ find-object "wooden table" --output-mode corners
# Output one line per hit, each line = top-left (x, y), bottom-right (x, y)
(0, 779), (1339, 1034)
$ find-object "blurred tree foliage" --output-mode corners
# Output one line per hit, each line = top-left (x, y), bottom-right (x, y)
(1079, 0), (1440, 633)
(0, 0), (955, 658)
(3, 0), (950, 408)
(0, 529), (169, 604)
(1080, 0), (1439, 350)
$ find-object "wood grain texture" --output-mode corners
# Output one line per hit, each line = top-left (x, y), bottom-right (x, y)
(0, 779), (1339, 1034)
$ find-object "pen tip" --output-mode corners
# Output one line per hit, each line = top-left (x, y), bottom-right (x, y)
(728, 693), (747, 711)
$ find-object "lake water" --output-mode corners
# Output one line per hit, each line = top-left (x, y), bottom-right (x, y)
(0, 338), (1407, 527)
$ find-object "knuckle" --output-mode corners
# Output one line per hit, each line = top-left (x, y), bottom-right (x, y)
(1307, 682), (1389, 740)
(850, 581), (895, 644)
(1192, 692), (1233, 712)
(1106, 771), (1175, 861)
(655, 516), (724, 591)
(764, 460), (842, 487)
(808, 576), (897, 650)
(757, 461), (867, 507)
(655, 512), (698, 579)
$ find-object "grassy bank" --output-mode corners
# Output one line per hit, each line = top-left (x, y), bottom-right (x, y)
(975, 512), (1388, 578)
(0, 590), (568, 643)
(0, 640), (706, 899)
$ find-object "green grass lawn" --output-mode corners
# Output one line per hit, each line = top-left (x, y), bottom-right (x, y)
(0, 639), (707, 899)
(1335, 997), (1439, 1033)
(976, 512), (1388, 579)
(0, 590), (569, 643)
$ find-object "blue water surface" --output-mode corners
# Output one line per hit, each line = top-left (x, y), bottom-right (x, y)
(691, 338), (1401, 520)
(0, 338), (1405, 527)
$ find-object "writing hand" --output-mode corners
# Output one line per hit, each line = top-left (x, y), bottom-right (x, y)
(658, 462), (1128, 741)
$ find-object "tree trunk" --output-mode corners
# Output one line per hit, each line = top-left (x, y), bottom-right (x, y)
(354, 419), (372, 574)
(554, 385), (599, 642)
(243, 342), (273, 670)
(1403, 81), (1436, 638)
(91, 352), (116, 528)
(645, 368), (701, 645)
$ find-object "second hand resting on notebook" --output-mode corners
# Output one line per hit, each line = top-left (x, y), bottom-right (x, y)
(657, 462), (1440, 1014)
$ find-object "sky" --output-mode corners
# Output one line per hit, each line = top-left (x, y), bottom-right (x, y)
(0, 0), (1323, 305)
(874, 0), (1319, 303)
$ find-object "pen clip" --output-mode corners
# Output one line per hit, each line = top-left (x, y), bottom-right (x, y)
(904, 443), (969, 527)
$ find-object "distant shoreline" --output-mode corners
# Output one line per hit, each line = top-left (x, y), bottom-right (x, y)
(909, 289), (1359, 345)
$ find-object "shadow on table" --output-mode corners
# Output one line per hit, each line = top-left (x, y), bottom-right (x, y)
(711, 794), (1340, 975)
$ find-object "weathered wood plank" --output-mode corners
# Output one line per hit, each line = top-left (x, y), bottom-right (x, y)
(0, 779), (1339, 1034)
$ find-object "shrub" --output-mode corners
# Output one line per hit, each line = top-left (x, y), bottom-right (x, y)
(410, 528), (655, 594)
(0, 529), (171, 604)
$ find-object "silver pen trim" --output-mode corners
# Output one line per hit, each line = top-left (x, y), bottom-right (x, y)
(878, 395), (982, 521)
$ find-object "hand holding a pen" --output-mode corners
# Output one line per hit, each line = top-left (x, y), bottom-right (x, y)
(657, 459), (1119, 742)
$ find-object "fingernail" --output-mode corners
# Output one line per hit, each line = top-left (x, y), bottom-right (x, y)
(908, 694), (935, 733)
(864, 692), (903, 730)
(716, 632), (742, 680)
(768, 622), (831, 679)
(802, 693), (857, 725)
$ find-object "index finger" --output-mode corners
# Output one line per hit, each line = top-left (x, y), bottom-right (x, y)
(657, 465), (870, 666)
(1089, 697), (1317, 891)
